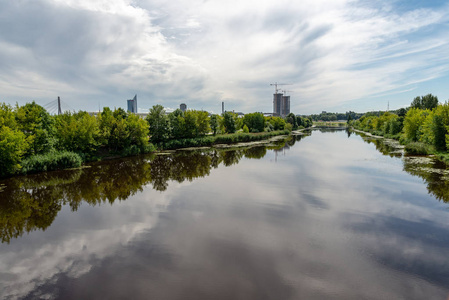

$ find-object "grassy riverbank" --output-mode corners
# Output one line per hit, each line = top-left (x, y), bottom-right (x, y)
(313, 121), (348, 128)
(352, 127), (449, 164)
(157, 130), (290, 150)
(1, 129), (292, 179)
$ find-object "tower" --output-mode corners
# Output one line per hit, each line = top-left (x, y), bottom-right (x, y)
(273, 93), (283, 116)
(127, 95), (137, 113)
(57, 96), (62, 115)
(281, 95), (290, 116)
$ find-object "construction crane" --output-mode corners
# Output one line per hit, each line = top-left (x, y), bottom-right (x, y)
(282, 90), (294, 96)
(270, 82), (291, 94)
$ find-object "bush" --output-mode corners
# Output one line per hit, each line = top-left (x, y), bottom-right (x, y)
(122, 145), (141, 157)
(404, 142), (434, 155)
(143, 143), (156, 154)
(158, 130), (290, 150)
(21, 151), (82, 174)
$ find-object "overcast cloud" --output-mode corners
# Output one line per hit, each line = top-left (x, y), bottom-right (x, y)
(0, 0), (448, 114)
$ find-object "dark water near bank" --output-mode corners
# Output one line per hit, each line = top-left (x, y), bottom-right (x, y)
(1, 130), (449, 300)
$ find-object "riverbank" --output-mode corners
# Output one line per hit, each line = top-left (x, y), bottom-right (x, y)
(1, 129), (299, 179)
(156, 130), (291, 150)
(351, 128), (449, 165)
(313, 121), (348, 129)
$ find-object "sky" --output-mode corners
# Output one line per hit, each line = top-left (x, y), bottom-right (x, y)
(0, 0), (448, 115)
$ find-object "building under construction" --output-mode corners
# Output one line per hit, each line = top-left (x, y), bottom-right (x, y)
(270, 83), (291, 117)
(273, 93), (290, 117)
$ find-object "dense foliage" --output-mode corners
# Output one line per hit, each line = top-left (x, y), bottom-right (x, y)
(1, 102), (308, 178)
(0, 102), (152, 178)
(145, 105), (311, 147)
(309, 111), (363, 122)
(351, 94), (449, 156)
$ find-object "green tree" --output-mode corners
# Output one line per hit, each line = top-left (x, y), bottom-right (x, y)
(184, 110), (198, 138)
(411, 94), (439, 110)
(55, 111), (100, 155)
(397, 108), (407, 117)
(286, 113), (297, 129)
(266, 116), (286, 130)
(222, 112), (237, 133)
(383, 114), (402, 135)
(0, 103), (17, 129)
(15, 101), (55, 155)
(0, 127), (29, 177)
(98, 107), (116, 147)
(421, 103), (449, 151)
(169, 109), (185, 139)
(243, 112), (265, 133)
(113, 107), (128, 120)
(146, 105), (170, 143)
(347, 114), (352, 124)
(210, 114), (220, 135)
(303, 117), (313, 128)
(402, 108), (428, 142)
(109, 117), (129, 151)
(126, 113), (150, 148)
(195, 111), (210, 136)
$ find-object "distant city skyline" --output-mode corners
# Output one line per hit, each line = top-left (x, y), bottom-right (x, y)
(0, 1), (448, 115)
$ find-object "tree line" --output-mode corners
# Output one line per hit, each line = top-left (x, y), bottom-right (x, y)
(351, 94), (449, 158)
(145, 105), (312, 143)
(0, 102), (312, 178)
(0, 102), (152, 178)
(309, 111), (364, 122)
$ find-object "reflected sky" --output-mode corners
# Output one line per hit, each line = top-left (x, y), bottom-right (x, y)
(1, 131), (449, 299)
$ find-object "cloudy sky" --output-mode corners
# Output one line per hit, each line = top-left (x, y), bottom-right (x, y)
(0, 0), (448, 114)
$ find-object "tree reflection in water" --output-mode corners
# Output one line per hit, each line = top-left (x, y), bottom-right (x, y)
(0, 137), (301, 243)
(357, 132), (449, 203)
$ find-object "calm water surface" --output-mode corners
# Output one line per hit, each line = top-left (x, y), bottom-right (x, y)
(1, 130), (449, 299)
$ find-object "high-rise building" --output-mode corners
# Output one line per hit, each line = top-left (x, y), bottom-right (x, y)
(273, 93), (283, 116)
(281, 95), (290, 116)
(127, 94), (137, 113)
(180, 103), (187, 112)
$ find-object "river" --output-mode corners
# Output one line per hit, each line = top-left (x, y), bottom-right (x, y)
(1, 129), (449, 299)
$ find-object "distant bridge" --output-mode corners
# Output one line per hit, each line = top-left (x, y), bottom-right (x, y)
(43, 97), (75, 115)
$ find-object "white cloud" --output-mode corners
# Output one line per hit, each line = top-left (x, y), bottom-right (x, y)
(0, 0), (448, 113)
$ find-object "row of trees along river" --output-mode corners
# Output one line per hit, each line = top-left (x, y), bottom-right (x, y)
(0, 102), (312, 178)
(351, 93), (449, 162)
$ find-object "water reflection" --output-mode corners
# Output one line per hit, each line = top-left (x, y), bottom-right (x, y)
(0, 135), (304, 244)
(403, 157), (449, 203)
(1, 130), (449, 300)
(356, 132), (449, 202)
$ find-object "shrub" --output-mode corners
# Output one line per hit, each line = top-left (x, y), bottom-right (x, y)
(404, 142), (433, 155)
(21, 151), (82, 174)
(157, 130), (290, 150)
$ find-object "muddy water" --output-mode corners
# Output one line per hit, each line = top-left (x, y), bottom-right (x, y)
(1, 130), (449, 300)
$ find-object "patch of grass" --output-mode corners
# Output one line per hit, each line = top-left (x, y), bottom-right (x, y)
(404, 142), (434, 155)
(435, 152), (449, 164)
(313, 121), (347, 127)
(121, 143), (157, 157)
(158, 130), (290, 150)
(21, 151), (83, 174)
